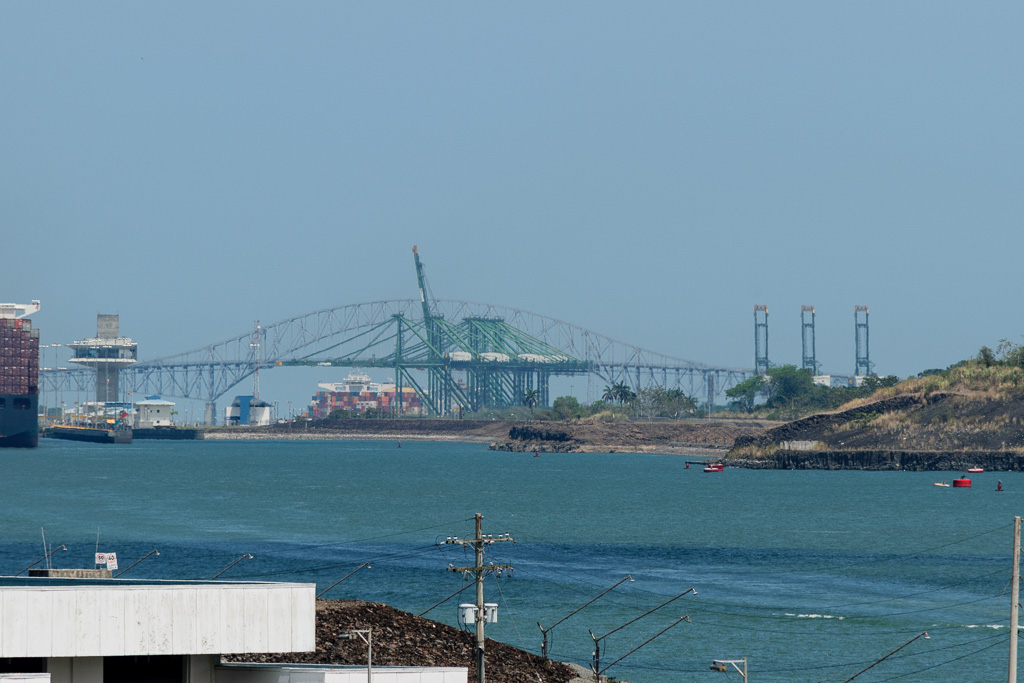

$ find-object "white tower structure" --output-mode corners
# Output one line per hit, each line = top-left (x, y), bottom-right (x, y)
(69, 314), (137, 403)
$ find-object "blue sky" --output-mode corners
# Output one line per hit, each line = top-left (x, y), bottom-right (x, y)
(2, 2), (1021, 410)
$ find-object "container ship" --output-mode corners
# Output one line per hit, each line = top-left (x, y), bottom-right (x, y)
(0, 300), (41, 448)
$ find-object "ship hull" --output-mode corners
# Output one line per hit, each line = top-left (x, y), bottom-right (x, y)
(0, 393), (39, 448)
(43, 424), (132, 445)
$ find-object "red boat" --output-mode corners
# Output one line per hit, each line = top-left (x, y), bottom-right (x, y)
(703, 463), (725, 473)
(967, 467), (983, 473)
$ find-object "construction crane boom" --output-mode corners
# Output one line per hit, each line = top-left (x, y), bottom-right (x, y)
(412, 246), (432, 324)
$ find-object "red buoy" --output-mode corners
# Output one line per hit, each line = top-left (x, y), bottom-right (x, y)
(953, 477), (971, 488)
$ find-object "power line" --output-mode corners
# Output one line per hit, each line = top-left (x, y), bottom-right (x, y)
(872, 634), (1009, 682)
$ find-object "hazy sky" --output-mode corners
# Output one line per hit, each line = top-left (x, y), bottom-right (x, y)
(3, 3), (1021, 409)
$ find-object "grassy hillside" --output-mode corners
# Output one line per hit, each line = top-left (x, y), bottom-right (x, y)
(730, 362), (1024, 458)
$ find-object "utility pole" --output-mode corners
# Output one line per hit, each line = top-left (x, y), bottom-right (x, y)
(445, 513), (515, 683)
(539, 575), (633, 659)
(1011, 515), (1020, 683)
(589, 587), (696, 675)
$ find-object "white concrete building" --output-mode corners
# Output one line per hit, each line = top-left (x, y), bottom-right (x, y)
(0, 578), (466, 683)
(134, 397), (175, 428)
(224, 397), (272, 427)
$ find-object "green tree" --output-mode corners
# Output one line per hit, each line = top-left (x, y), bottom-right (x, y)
(977, 346), (996, 367)
(636, 386), (698, 418)
(861, 375), (901, 391)
(725, 375), (765, 412)
(997, 339), (1024, 367)
(662, 387), (698, 417)
(765, 365), (815, 407)
(612, 382), (636, 405)
(552, 395), (582, 420)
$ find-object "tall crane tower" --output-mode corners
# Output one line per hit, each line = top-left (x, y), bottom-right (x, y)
(855, 306), (870, 376)
(754, 305), (769, 375)
(801, 306), (817, 374)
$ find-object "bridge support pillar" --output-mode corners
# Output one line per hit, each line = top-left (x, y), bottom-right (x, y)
(204, 401), (217, 426)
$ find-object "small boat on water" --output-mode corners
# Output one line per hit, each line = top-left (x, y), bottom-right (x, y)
(967, 467), (983, 473)
(704, 463), (725, 473)
(933, 481), (950, 487)
(953, 477), (972, 488)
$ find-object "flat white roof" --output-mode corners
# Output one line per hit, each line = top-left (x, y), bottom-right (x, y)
(0, 578), (315, 658)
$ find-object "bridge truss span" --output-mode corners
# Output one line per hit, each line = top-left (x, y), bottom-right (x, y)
(39, 299), (752, 417)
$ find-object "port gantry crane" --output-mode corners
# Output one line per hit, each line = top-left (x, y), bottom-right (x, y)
(284, 246), (592, 416)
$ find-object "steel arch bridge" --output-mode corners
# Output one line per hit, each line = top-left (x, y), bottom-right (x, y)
(40, 299), (752, 419)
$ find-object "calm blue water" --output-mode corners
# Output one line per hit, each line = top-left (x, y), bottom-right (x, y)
(3, 438), (1021, 682)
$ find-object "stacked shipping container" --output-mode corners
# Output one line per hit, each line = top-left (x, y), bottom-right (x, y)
(310, 386), (423, 418)
(0, 317), (40, 396)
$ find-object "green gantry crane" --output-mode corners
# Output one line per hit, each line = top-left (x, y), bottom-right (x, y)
(281, 247), (591, 416)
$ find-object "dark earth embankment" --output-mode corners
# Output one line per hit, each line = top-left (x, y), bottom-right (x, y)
(489, 418), (775, 454)
(207, 417), (775, 455)
(727, 390), (1024, 470)
(228, 599), (584, 683)
(730, 449), (1024, 471)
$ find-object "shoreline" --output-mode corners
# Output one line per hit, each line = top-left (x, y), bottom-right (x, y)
(202, 428), (726, 456)
(198, 417), (766, 458)
(203, 430), (496, 443)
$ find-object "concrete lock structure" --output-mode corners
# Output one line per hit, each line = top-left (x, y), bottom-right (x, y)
(0, 578), (466, 683)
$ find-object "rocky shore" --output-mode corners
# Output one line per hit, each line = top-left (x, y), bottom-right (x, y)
(203, 417), (773, 456)
(728, 449), (1024, 471)
(725, 389), (1024, 470)
(489, 418), (772, 455)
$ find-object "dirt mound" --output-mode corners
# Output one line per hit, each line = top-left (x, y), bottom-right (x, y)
(229, 599), (580, 683)
(492, 418), (774, 454)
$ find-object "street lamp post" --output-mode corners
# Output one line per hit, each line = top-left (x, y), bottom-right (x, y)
(711, 658), (747, 682)
(340, 629), (372, 682)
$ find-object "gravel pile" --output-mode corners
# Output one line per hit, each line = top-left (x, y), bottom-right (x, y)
(228, 599), (585, 683)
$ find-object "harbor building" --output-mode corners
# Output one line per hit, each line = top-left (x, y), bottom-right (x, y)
(68, 315), (137, 403)
(225, 395), (272, 426)
(134, 396), (175, 428)
(0, 577), (467, 683)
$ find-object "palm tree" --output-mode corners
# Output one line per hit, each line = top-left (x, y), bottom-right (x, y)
(602, 385), (616, 403)
(612, 381), (634, 405)
(523, 388), (540, 416)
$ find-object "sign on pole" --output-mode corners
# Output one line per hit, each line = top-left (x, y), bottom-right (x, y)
(105, 553), (118, 571)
